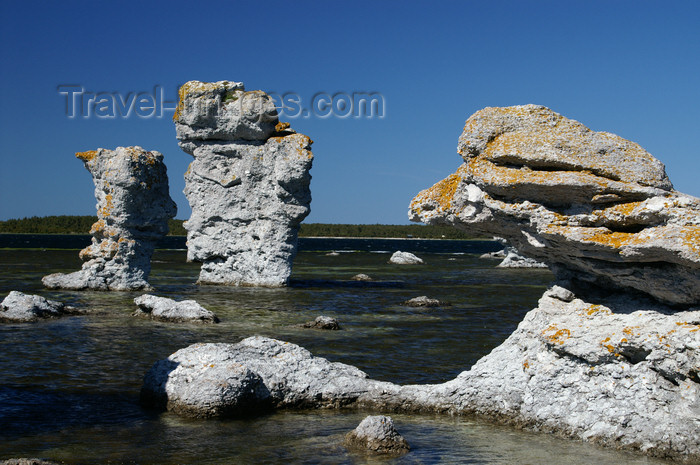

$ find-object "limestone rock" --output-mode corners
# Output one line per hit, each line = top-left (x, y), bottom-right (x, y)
(497, 246), (549, 268)
(402, 296), (449, 307)
(133, 294), (219, 324)
(42, 147), (176, 291)
(0, 291), (71, 322)
(176, 81), (313, 287)
(297, 316), (340, 330)
(410, 105), (700, 306)
(389, 251), (424, 265)
(140, 336), (396, 417)
(344, 415), (410, 455)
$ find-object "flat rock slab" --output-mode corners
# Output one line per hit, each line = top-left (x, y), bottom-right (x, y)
(133, 294), (219, 323)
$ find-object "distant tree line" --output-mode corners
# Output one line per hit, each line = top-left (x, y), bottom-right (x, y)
(0, 216), (481, 239)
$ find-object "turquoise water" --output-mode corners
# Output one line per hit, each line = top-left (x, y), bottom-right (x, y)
(0, 242), (671, 464)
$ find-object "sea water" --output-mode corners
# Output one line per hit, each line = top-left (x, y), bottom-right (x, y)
(0, 238), (670, 464)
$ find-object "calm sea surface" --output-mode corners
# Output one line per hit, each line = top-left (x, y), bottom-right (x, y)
(0, 236), (669, 464)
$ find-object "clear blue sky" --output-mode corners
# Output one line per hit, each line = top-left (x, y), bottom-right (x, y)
(1, 1), (698, 224)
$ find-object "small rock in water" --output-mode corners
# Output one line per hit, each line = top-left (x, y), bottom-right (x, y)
(496, 246), (548, 268)
(389, 251), (424, 265)
(0, 291), (72, 323)
(350, 273), (372, 281)
(402, 296), (449, 307)
(479, 250), (506, 259)
(298, 316), (340, 330)
(133, 294), (219, 324)
(326, 251), (340, 256)
(344, 415), (410, 455)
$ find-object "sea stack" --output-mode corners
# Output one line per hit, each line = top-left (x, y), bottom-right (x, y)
(175, 81), (313, 286)
(42, 146), (176, 290)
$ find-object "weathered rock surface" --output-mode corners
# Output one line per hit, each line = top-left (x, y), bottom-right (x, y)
(344, 415), (410, 455)
(0, 291), (72, 323)
(497, 246), (549, 268)
(297, 316), (340, 330)
(133, 294), (219, 324)
(175, 81), (313, 287)
(42, 147), (176, 291)
(402, 296), (449, 307)
(389, 251), (424, 265)
(140, 336), (397, 418)
(143, 292), (700, 461)
(409, 105), (700, 306)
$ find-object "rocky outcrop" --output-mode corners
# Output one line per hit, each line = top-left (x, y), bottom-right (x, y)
(389, 251), (424, 264)
(175, 81), (313, 287)
(133, 295), (219, 323)
(297, 316), (340, 330)
(42, 147), (176, 290)
(409, 105), (700, 306)
(0, 291), (73, 322)
(344, 415), (410, 455)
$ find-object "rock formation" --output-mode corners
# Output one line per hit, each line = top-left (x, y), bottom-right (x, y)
(42, 147), (176, 290)
(141, 106), (700, 462)
(344, 415), (410, 455)
(410, 105), (699, 306)
(133, 295), (219, 324)
(0, 291), (73, 323)
(402, 296), (449, 307)
(389, 251), (424, 264)
(497, 245), (549, 268)
(175, 80), (313, 287)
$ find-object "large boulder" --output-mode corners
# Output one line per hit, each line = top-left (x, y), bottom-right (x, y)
(0, 291), (71, 323)
(176, 81), (313, 287)
(42, 147), (176, 290)
(409, 105), (700, 306)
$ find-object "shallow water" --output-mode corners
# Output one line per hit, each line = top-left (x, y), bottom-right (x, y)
(0, 242), (671, 464)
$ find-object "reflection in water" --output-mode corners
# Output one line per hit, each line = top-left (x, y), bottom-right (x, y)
(0, 244), (671, 464)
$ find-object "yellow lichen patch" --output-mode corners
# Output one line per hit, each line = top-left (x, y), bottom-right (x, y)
(76, 150), (98, 162)
(680, 226), (700, 257)
(275, 122), (291, 132)
(90, 219), (105, 234)
(100, 194), (114, 217)
(583, 229), (640, 249)
(542, 325), (571, 345)
(522, 360), (530, 370)
(586, 304), (611, 316)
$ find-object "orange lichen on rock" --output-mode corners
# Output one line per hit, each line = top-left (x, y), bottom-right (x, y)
(542, 325), (571, 345)
(76, 150), (98, 162)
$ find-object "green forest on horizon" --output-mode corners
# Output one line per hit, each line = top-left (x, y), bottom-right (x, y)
(0, 215), (482, 239)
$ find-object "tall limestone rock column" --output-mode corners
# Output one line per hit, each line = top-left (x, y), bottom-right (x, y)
(43, 146), (176, 290)
(174, 81), (313, 286)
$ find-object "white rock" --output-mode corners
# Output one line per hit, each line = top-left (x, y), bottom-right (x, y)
(133, 294), (219, 324)
(0, 291), (69, 322)
(389, 251), (424, 264)
(410, 104), (700, 306)
(402, 296), (448, 307)
(344, 415), (410, 455)
(497, 246), (549, 268)
(176, 81), (313, 287)
(42, 147), (176, 291)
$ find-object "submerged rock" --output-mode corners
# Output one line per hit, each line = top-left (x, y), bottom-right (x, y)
(133, 294), (219, 324)
(42, 147), (176, 291)
(351, 273), (373, 281)
(0, 291), (72, 323)
(297, 316), (340, 330)
(0, 459), (63, 465)
(175, 81), (313, 287)
(344, 415), (410, 455)
(402, 296), (449, 307)
(409, 105), (700, 306)
(389, 251), (424, 265)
